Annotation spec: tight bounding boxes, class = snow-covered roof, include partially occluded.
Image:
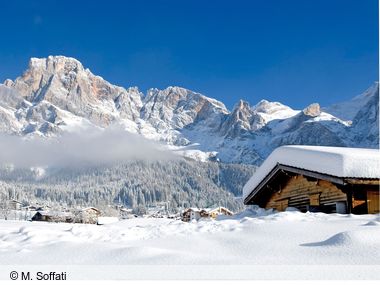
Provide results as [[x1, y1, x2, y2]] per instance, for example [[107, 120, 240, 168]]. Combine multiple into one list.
[[186, 208, 208, 212], [36, 211, 73, 217], [209, 207, 234, 214], [243, 145, 380, 200], [81, 207, 100, 212], [8, 199, 23, 204]]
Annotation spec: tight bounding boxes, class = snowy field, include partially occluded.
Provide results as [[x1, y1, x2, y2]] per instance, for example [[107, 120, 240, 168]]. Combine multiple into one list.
[[0, 209, 379, 279]]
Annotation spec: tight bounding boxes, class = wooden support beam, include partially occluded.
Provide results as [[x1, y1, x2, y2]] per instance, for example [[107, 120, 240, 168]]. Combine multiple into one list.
[[344, 178, 380, 185], [346, 188, 353, 214]]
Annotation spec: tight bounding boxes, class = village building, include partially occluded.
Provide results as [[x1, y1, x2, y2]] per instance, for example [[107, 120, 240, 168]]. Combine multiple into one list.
[[22, 205, 37, 211], [208, 207, 234, 219], [7, 199, 23, 210], [181, 208, 210, 222], [243, 146, 380, 214], [31, 211, 74, 223], [181, 207, 234, 222], [76, 207, 101, 224], [31, 207, 102, 224], [119, 207, 137, 219]]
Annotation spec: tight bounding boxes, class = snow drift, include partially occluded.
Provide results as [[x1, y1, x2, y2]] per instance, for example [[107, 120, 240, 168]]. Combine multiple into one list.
[[0, 210, 379, 267]]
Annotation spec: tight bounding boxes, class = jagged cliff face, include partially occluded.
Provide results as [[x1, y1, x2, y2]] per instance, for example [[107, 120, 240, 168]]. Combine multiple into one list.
[[141, 86, 228, 131], [4, 56, 143, 129], [0, 56, 378, 165], [350, 87, 380, 147]]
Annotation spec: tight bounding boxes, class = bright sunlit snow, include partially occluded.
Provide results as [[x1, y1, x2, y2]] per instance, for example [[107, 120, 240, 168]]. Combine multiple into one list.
[[0, 209, 379, 268]]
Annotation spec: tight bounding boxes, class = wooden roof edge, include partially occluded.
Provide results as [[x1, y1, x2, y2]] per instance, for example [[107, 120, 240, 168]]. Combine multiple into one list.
[[244, 163, 283, 205], [344, 178, 380, 185], [244, 163, 380, 205], [279, 165, 346, 185], [243, 164, 347, 205]]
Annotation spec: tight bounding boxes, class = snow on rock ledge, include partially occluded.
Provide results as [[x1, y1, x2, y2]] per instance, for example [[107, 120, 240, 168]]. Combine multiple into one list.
[[243, 145, 380, 200]]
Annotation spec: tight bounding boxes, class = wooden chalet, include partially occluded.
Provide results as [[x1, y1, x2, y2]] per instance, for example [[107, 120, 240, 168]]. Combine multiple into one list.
[[8, 199, 23, 210], [77, 207, 101, 224], [31, 211, 74, 223], [181, 208, 210, 222], [243, 146, 380, 214], [208, 207, 234, 219], [181, 207, 234, 221]]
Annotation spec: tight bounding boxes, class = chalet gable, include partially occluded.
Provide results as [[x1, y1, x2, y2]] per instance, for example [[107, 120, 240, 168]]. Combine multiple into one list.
[[243, 146, 380, 214]]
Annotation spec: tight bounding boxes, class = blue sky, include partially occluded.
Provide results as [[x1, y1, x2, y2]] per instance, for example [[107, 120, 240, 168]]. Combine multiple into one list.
[[0, 0, 378, 109]]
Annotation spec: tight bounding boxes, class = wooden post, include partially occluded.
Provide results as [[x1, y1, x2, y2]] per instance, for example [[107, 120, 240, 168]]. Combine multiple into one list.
[[346, 187, 353, 214]]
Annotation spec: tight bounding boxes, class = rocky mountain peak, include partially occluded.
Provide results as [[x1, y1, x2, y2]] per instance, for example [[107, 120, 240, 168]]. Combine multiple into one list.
[[3, 79, 14, 87], [322, 81, 379, 121], [230, 100, 252, 122], [253, 99, 291, 115], [302, 103, 321, 117], [362, 81, 379, 98], [141, 85, 228, 132], [2, 56, 147, 128], [233, 99, 250, 110], [0, 56, 377, 165], [29, 55, 85, 74]]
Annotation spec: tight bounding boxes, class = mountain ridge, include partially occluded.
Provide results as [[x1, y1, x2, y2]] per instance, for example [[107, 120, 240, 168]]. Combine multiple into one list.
[[0, 55, 378, 165]]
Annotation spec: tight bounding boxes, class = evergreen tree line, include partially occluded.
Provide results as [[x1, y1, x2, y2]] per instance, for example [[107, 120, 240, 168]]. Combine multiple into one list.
[[0, 159, 255, 214]]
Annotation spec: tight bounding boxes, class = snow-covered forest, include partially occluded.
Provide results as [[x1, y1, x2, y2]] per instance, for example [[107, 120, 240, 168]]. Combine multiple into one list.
[[0, 159, 255, 214]]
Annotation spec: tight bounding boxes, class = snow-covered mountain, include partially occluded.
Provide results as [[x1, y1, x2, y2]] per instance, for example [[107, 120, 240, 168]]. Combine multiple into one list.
[[0, 56, 378, 165], [323, 83, 379, 121]]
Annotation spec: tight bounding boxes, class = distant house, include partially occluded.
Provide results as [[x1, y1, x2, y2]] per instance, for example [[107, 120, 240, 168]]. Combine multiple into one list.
[[77, 207, 101, 224], [23, 205, 37, 211], [243, 146, 380, 214], [181, 208, 210, 222], [119, 207, 137, 219], [8, 199, 23, 210], [31, 211, 74, 223], [208, 207, 234, 219], [181, 207, 234, 222]]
